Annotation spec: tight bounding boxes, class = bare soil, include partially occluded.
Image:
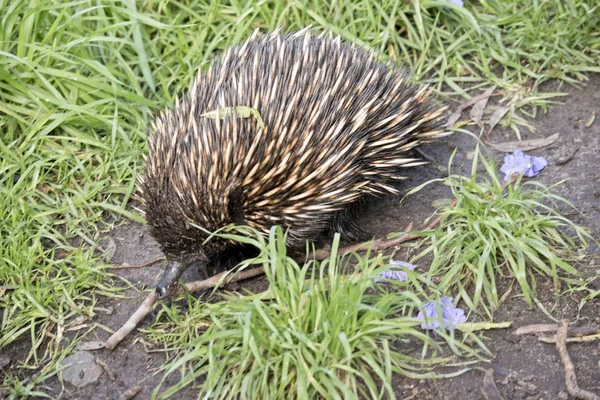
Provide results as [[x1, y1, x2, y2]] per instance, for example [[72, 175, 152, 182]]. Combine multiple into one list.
[[1, 75, 599, 400]]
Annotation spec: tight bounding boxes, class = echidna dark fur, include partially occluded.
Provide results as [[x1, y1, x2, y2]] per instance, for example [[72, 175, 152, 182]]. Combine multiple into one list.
[[138, 27, 449, 298]]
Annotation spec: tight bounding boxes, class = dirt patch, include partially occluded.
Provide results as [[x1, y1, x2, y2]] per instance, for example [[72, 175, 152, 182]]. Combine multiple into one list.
[[2, 76, 599, 399]]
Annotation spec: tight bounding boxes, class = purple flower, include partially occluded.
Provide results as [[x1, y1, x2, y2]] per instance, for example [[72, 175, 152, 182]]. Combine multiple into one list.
[[500, 150, 547, 181], [416, 297, 467, 330], [435, 0, 464, 7], [375, 260, 416, 283]]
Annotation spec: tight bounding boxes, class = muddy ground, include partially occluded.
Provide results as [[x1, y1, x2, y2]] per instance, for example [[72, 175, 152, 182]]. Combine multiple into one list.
[[1, 75, 599, 399]]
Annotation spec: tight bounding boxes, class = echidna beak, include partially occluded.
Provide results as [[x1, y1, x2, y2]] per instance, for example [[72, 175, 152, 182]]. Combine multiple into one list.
[[155, 285, 169, 300], [155, 260, 186, 299]]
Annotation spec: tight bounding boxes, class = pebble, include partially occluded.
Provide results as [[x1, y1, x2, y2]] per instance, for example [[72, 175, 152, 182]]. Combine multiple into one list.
[[60, 350, 103, 387]]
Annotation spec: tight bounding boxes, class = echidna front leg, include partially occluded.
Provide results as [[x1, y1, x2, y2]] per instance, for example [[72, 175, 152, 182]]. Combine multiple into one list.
[[209, 245, 260, 273], [330, 206, 373, 243]]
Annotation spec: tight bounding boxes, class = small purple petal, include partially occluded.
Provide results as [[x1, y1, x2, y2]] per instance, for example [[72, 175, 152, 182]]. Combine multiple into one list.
[[499, 150, 547, 181], [416, 297, 467, 330], [374, 260, 416, 283], [435, 0, 464, 7], [527, 156, 548, 177]]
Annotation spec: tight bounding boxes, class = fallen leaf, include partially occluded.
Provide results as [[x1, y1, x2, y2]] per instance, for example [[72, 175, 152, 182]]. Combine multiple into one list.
[[68, 316, 87, 326], [470, 90, 494, 125], [431, 198, 452, 208], [555, 146, 579, 165], [487, 132, 560, 153], [0, 355, 10, 371], [482, 369, 503, 400], [102, 237, 117, 261], [585, 112, 596, 128], [122, 385, 143, 400], [446, 86, 497, 128], [515, 324, 558, 335], [488, 106, 510, 132], [452, 119, 471, 129], [66, 324, 89, 332], [77, 341, 106, 350]]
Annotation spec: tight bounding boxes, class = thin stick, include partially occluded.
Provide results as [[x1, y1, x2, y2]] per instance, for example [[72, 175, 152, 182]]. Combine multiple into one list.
[[312, 222, 413, 260], [110, 257, 165, 269], [516, 323, 600, 337], [556, 319, 600, 400], [482, 368, 503, 400], [106, 290, 156, 350], [172, 266, 266, 297], [540, 333, 600, 344], [313, 198, 458, 260], [121, 385, 142, 400], [105, 266, 265, 350]]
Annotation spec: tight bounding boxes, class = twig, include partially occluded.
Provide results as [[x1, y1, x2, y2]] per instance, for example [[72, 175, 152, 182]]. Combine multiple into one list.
[[556, 319, 600, 400], [95, 358, 115, 380], [482, 368, 503, 400], [110, 257, 165, 269], [414, 147, 435, 162], [313, 198, 458, 260], [120, 385, 142, 400], [516, 323, 600, 337], [105, 266, 265, 350], [312, 222, 414, 260], [171, 266, 265, 297], [106, 290, 156, 350], [539, 333, 600, 344]]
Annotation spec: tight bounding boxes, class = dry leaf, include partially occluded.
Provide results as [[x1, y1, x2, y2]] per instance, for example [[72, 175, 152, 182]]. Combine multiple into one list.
[[77, 341, 107, 351], [487, 133, 560, 153], [482, 369, 503, 400], [488, 106, 510, 132], [0, 355, 10, 371], [470, 88, 495, 125], [585, 112, 596, 128], [66, 324, 89, 332], [103, 237, 117, 261], [446, 86, 497, 128]]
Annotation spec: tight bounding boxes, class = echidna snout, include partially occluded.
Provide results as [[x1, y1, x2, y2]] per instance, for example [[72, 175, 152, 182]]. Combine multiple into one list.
[[140, 28, 449, 297], [155, 260, 186, 299]]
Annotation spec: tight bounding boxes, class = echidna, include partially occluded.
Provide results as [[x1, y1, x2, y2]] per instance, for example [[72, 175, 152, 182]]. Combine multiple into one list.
[[139, 28, 448, 298]]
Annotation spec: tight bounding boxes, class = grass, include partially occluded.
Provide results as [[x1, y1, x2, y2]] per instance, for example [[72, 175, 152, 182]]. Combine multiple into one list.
[[0, 0, 598, 397], [146, 227, 481, 399], [411, 145, 592, 315], [1, 0, 156, 369]]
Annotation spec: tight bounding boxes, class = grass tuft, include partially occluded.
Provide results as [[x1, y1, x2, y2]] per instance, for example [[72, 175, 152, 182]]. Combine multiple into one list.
[[413, 145, 591, 315], [147, 227, 480, 399]]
